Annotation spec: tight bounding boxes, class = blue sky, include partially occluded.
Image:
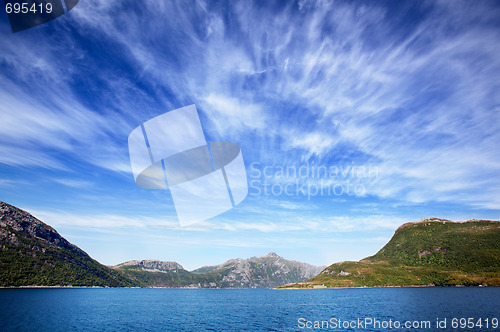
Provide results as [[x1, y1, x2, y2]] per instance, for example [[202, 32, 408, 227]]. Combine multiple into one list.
[[1, 0, 499, 270]]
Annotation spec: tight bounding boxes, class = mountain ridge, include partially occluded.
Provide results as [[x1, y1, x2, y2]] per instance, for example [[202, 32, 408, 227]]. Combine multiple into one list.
[[113, 252, 325, 288]]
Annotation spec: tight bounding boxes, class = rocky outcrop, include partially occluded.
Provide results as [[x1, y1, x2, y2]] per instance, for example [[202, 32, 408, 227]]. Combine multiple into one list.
[[0, 201, 83, 254]]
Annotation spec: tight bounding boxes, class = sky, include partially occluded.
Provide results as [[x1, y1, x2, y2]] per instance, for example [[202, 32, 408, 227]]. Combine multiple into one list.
[[0, 0, 499, 270]]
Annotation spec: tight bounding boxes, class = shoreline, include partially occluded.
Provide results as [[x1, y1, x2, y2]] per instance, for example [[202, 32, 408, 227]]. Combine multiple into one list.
[[0, 285, 495, 290]]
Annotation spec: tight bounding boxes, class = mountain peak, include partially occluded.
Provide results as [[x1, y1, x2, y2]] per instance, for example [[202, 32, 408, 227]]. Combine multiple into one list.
[[185, 253, 324, 288]]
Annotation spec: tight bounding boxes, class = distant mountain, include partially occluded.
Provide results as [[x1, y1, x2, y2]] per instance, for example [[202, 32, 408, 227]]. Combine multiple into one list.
[[279, 218, 500, 288], [0, 201, 135, 287], [114, 253, 325, 288], [111, 259, 209, 288], [192, 252, 325, 288], [116, 260, 184, 272]]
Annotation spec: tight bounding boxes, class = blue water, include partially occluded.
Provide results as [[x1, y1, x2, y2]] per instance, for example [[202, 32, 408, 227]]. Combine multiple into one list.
[[0, 287, 498, 331]]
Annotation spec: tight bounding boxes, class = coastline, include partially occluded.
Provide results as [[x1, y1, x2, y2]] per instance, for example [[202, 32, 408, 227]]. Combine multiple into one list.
[[0, 285, 495, 290]]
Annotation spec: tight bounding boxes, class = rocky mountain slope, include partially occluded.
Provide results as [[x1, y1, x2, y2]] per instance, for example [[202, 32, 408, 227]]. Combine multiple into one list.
[[114, 253, 325, 288], [0, 201, 135, 287], [192, 252, 324, 287], [279, 218, 500, 288]]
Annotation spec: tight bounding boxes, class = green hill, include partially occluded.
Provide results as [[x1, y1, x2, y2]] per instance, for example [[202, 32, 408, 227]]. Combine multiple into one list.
[[0, 201, 135, 287], [278, 218, 500, 288]]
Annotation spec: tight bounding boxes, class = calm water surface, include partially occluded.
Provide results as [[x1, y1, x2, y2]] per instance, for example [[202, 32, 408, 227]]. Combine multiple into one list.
[[0, 287, 498, 331]]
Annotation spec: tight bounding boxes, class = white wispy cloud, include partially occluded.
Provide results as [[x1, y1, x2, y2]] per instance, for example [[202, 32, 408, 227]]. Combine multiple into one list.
[[201, 93, 267, 135], [52, 178, 95, 189], [287, 132, 339, 160], [31, 210, 179, 229], [2, 0, 499, 224], [30, 205, 403, 235]]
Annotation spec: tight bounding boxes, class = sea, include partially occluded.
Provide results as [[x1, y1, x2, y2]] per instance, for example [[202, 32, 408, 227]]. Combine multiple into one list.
[[0, 287, 498, 331]]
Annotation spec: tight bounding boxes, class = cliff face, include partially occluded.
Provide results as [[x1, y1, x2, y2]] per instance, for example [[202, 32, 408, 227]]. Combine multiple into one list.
[[0, 201, 135, 287], [280, 218, 500, 288]]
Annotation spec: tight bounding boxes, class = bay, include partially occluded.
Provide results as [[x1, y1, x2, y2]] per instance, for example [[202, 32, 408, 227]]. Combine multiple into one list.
[[0, 287, 498, 331]]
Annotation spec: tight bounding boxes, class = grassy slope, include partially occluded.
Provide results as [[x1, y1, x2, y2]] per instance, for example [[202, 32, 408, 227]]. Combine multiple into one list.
[[279, 219, 500, 288]]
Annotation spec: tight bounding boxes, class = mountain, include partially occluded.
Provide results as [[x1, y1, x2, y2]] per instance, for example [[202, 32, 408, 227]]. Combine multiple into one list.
[[116, 260, 184, 272], [192, 252, 325, 288], [111, 261, 190, 288], [111, 259, 213, 287], [279, 218, 500, 288], [0, 201, 135, 287], [113, 253, 325, 288]]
